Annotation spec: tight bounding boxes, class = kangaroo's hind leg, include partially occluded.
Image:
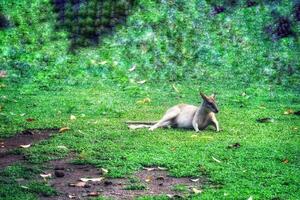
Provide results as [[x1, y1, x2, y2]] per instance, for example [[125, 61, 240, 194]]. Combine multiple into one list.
[[149, 107, 180, 131]]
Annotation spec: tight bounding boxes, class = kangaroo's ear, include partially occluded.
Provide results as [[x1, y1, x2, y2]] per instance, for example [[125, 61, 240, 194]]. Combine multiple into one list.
[[200, 92, 208, 100]]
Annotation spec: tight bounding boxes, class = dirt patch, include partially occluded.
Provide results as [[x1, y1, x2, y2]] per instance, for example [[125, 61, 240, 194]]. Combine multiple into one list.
[[0, 128, 58, 168], [41, 158, 207, 200]]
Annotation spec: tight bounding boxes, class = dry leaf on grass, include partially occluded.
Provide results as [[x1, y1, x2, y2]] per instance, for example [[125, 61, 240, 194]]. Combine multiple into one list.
[[99, 61, 107, 65], [256, 117, 274, 123], [145, 175, 153, 182], [136, 98, 151, 104], [212, 156, 221, 163], [59, 127, 70, 133], [227, 142, 241, 149], [282, 159, 289, 164], [0, 70, 7, 78], [40, 173, 52, 181], [57, 145, 68, 150], [88, 192, 100, 197], [68, 194, 76, 199], [26, 118, 35, 122], [129, 64, 136, 72], [172, 84, 180, 93], [80, 177, 104, 182], [137, 80, 146, 84], [20, 144, 31, 148], [70, 115, 76, 120], [143, 167, 155, 171], [100, 168, 108, 174], [69, 181, 86, 187], [192, 188, 202, 194], [158, 166, 167, 170], [20, 185, 29, 189], [283, 109, 294, 115]]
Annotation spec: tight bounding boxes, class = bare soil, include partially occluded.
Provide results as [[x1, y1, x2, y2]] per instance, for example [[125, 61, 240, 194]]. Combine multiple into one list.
[[0, 129, 208, 199], [41, 158, 207, 200], [0, 128, 58, 168]]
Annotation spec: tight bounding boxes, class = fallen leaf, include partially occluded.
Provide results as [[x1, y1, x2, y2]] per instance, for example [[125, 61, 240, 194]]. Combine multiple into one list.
[[283, 109, 294, 115], [172, 84, 180, 93], [90, 59, 97, 65], [256, 118, 274, 123], [80, 177, 104, 182], [99, 61, 107, 65], [136, 98, 151, 104], [190, 178, 200, 182], [57, 145, 68, 150], [247, 196, 253, 200], [143, 167, 155, 171], [192, 188, 202, 194], [70, 115, 76, 120], [137, 80, 146, 84], [88, 192, 100, 197], [20, 144, 31, 148], [0, 70, 7, 78], [145, 175, 152, 182], [40, 173, 52, 180], [100, 168, 108, 174], [20, 185, 29, 189], [212, 156, 221, 163], [282, 159, 289, 164], [129, 64, 136, 72], [158, 166, 167, 171], [69, 181, 86, 187], [227, 142, 241, 149], [59, 127, 70, 133], [26, 118, 35, 122], [68, 194, 76, 199]]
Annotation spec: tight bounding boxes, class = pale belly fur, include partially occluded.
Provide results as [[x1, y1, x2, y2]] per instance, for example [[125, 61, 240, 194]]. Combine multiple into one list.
[[173, 105, 198, 128]]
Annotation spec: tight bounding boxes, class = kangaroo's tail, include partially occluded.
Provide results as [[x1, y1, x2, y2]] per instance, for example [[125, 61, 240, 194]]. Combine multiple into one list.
[[125, 121, 158, 125]]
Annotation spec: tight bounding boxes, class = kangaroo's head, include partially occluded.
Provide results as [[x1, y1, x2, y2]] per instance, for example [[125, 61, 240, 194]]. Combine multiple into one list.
[[200, 92, 219, 113]]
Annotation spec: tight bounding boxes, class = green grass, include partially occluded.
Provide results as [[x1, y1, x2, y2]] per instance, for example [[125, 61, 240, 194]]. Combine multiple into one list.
[[172, 184, 189, 193], [0, 83, 299, 199], [0, 0, 300, 199]]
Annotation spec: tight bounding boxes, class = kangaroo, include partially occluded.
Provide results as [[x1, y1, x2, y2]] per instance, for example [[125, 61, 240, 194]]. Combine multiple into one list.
[[148, 92, 219, 132]]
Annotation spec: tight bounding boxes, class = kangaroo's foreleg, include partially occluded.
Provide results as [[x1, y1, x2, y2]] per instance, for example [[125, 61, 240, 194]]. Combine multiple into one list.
[[149, 107, 180, 131], [211, 116, 219, 132]]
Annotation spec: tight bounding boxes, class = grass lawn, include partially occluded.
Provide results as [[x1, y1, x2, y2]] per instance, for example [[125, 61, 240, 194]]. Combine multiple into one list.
[[0, 0, 300, 199], [0, 82, 299, 199]]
